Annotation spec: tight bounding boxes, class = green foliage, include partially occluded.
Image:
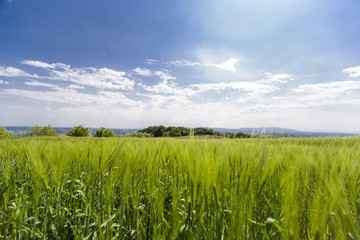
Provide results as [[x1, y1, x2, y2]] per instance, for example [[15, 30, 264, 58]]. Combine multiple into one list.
[[64, 125, 91, 137], [126, 132, 153, 138], [0, 126, 12, 138], [139, 125, 187, 137], [95, 127, 115, 137], [235, 132, 251, 138], [1, 137, 360, 239], [26, 125, 59, 137], [139, 125, 225, 137], [225, 132, 236, 138]]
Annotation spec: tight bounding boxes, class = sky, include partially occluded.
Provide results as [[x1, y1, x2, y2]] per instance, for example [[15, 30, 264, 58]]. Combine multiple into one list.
[[1, 0, 360, 132]]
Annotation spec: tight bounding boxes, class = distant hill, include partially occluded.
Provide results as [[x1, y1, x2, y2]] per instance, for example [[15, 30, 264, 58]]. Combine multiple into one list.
[[213, 127, 359, 137], [3, 126, 359, 138]]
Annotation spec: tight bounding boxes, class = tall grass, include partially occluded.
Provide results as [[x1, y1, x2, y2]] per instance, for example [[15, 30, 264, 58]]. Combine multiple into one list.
[[1, 137, 360, 239]]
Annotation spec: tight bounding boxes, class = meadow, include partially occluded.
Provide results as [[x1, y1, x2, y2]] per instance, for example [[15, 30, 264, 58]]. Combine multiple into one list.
[[1, 137, 360, 239]]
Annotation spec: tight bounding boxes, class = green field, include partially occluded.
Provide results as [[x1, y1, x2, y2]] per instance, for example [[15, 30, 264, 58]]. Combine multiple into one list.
[[1, 137, 360, 239]]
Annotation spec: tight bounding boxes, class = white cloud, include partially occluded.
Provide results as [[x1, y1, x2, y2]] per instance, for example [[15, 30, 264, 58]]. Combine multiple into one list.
[[0, 66, 37, 78], [170, 60, 201, 67], [191, 81, 278, 94], [134, 67, 153, 76], [24, 80, 60, 89], [139, 93, 192, 110], [168, 57, 240, 72], [343, 65, 360, 78], [21, 60, 135, 90], [0, 80, 9, 85], [206, 57, 239, 72], [145, 59, 160, 65], [140, 79, 196, 96], [259, 73, 294, 84], [22, 60, 56, 69], [154, 70, 176, 81], [294, 80, 360, 95]]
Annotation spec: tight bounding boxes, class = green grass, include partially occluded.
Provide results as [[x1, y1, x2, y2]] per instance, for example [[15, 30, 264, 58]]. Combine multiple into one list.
[[1, 137, 360, 239]]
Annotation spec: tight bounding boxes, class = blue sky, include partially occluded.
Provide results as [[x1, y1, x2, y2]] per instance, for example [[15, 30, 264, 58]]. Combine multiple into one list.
[[1, 0, 360, 131]]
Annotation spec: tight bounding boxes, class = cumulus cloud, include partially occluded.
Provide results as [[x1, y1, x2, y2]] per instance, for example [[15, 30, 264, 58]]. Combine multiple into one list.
[[0, 66, 37, 78], [22, 60, 135, 90], [134, 67, 153, 76], [343, 65, 360, 78], [140, 79, 196, 96], [154, 70, 176, 81]]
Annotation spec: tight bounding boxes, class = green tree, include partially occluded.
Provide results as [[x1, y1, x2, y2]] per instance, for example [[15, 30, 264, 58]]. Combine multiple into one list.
[[178, 127, 190, 136], [64, 125, 91, 137], [139, 125, 167, 137], [27, 125, 59, 136], [166, 126, 181, 137], [235, 132, 251, 138], [0, 126, 13, 138], [95, 127, 115, 137], [225, 132, 236, 139]]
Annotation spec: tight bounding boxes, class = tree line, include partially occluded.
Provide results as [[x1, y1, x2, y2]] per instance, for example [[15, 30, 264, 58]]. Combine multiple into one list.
[[0, 125, 253, 138], [137, 125, 252, 138], [0, 125, 115, 138]]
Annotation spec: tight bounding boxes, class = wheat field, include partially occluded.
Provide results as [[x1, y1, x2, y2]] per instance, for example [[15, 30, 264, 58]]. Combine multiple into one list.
[[1, 137, 360, 239]]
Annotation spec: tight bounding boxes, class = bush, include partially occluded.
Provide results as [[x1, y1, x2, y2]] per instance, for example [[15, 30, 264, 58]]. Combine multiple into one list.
[[0, 126, 13, 138], [95, 127, 115, 137], [27, 125, 59, 137], [64, 125, 91, 137]]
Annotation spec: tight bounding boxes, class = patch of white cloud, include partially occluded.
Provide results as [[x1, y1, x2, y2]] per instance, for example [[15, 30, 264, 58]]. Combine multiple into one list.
[[343, 65, 360, 78], [140, 79, 196, 96], [154, 70, 176, 81], [134, 67, 153, 76], [0, 66, 38, 78], [22, 60, 57, 69], [24, 80, 60, 90], [22, 60, 135, 90], [206, 57, 239, 72], [145, 59, 160, 65], [0, 80, 9, 85], [293, 80, 360, 102], [191, 81, 278, 99], [168, 57, 240, 72], [259, 73, 295, 84]]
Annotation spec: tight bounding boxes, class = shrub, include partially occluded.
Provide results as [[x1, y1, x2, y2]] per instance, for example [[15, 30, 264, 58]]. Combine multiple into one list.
[[27, 125, 59, 137], [95, 127, 115, 137], [0, 126, 13, 138], [64, 125, 91, 137]]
